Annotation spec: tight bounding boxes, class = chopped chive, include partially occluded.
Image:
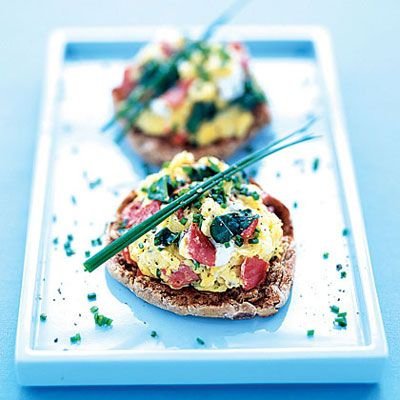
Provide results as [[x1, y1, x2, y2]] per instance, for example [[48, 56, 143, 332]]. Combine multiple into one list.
[[93, 312, 113, 327], [67, 234, 74, 241], [85, 250, 91, 258], [87, 292, 97, 301], [138, 242, 144, 249], [323, 252, 329, 259], [150, 330, 158, 338], [70, 333, 81, 344], [224, 242, 231, 248], [337, 312, 347, 318], [234, 235, 244, 247], [340, 271, 347, 279], [293, 201, 298, 209], [334, 317, 347, 328], [307, 329, 315, 337], [89, 178, 102, 189], [312, 157, 320, 171], [90, 306, 99, 314], [180, 217, 188, 225], [53, 237, 59, 245], [196, 337, 205, 345], [248, 238, 259, 244], [71, 195, 77, 205], [40, 313, 47, 322], [342, 228, 350, 236], [330, 305, 340, 314], [251, 192, 260, 200]]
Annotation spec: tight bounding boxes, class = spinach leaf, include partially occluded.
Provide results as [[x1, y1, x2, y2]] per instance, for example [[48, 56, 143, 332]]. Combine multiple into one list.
[[231, 78, 266, 111], [210, 209, 258, 244], [138, 60, 179, 97], [147, 176, 177, 203], [186, 102, 217, 134], [182, 165, 219, 182], [154, 228, 180, 248]]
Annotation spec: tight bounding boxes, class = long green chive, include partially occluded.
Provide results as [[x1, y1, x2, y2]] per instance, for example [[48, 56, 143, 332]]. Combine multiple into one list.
[[84, 122, 318, 273]]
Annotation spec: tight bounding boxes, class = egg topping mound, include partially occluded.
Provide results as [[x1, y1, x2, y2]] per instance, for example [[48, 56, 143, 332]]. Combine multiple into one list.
[[116, 152, 283, 293], [113, 36, 268, 147]]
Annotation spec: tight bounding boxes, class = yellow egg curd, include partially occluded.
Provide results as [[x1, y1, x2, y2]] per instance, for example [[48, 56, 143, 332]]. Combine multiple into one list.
[[124, 152, 283, 292], [113, 37, 267, 147]]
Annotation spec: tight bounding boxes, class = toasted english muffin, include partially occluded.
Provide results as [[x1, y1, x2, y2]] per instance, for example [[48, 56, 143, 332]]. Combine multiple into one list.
[[107, 189, 294, 319]]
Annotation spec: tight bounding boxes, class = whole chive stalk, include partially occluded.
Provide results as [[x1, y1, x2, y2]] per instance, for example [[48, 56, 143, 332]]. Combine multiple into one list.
[[83, 122, 318, 273]]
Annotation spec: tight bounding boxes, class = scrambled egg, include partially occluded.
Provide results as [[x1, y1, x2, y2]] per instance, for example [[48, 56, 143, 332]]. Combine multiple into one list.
[[116, 36, 266, 146], [128, 152, 283, 292]]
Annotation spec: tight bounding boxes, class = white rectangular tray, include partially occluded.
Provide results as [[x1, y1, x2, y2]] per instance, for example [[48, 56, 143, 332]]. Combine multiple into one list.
[[15, 26, 387, 385]]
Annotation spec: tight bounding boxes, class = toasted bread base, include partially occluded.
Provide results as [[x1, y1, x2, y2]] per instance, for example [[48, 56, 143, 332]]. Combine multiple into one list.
[[107, 191, 295, 319], [117, 103, 271, 165]]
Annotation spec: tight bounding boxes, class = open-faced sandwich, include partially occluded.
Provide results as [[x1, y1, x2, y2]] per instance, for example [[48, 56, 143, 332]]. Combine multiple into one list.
[[112, 36, 271, 164], [107, 151, 294, 319]]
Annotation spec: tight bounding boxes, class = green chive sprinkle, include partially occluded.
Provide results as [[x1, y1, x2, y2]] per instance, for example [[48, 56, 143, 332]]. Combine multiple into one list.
[[224, 242, 231, 248], [307, 329, 315, 337], [85, 250, 91, 258], [138, 242, 144, 249], [40, 313, 47, 322], [196, 337, 205, 345], [341, 271, 347, 279], [87, 292, 97, 301], [330, 305, 340, 314], [70, 333, 81, 344], [90, 306, 99, 314], [248, 238, 259, 244], [323, 252, 329, 259], [312, 157, 320, 171], [334, 317, 347, 328], [150, 330, 158, 338], [342, 228, 350, 236], [251, 192, 260, 200], [180, 217, 188, 225], [93, 312, 113, 327]]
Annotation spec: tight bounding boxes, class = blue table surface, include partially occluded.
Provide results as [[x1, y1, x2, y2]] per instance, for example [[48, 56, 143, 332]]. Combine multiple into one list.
[[1, 0, 399, 399]]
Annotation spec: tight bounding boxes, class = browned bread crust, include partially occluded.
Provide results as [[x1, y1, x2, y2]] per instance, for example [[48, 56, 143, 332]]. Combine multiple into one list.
[[107, 191, 294, 319], [115, 102, 271, 165]]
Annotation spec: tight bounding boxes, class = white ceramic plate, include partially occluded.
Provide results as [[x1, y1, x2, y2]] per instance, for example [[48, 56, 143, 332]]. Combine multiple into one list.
[[15, 26, 387, 385]]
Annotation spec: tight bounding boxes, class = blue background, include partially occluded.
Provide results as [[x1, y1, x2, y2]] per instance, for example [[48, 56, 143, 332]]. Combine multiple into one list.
[[0, 0, 399, 398]]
